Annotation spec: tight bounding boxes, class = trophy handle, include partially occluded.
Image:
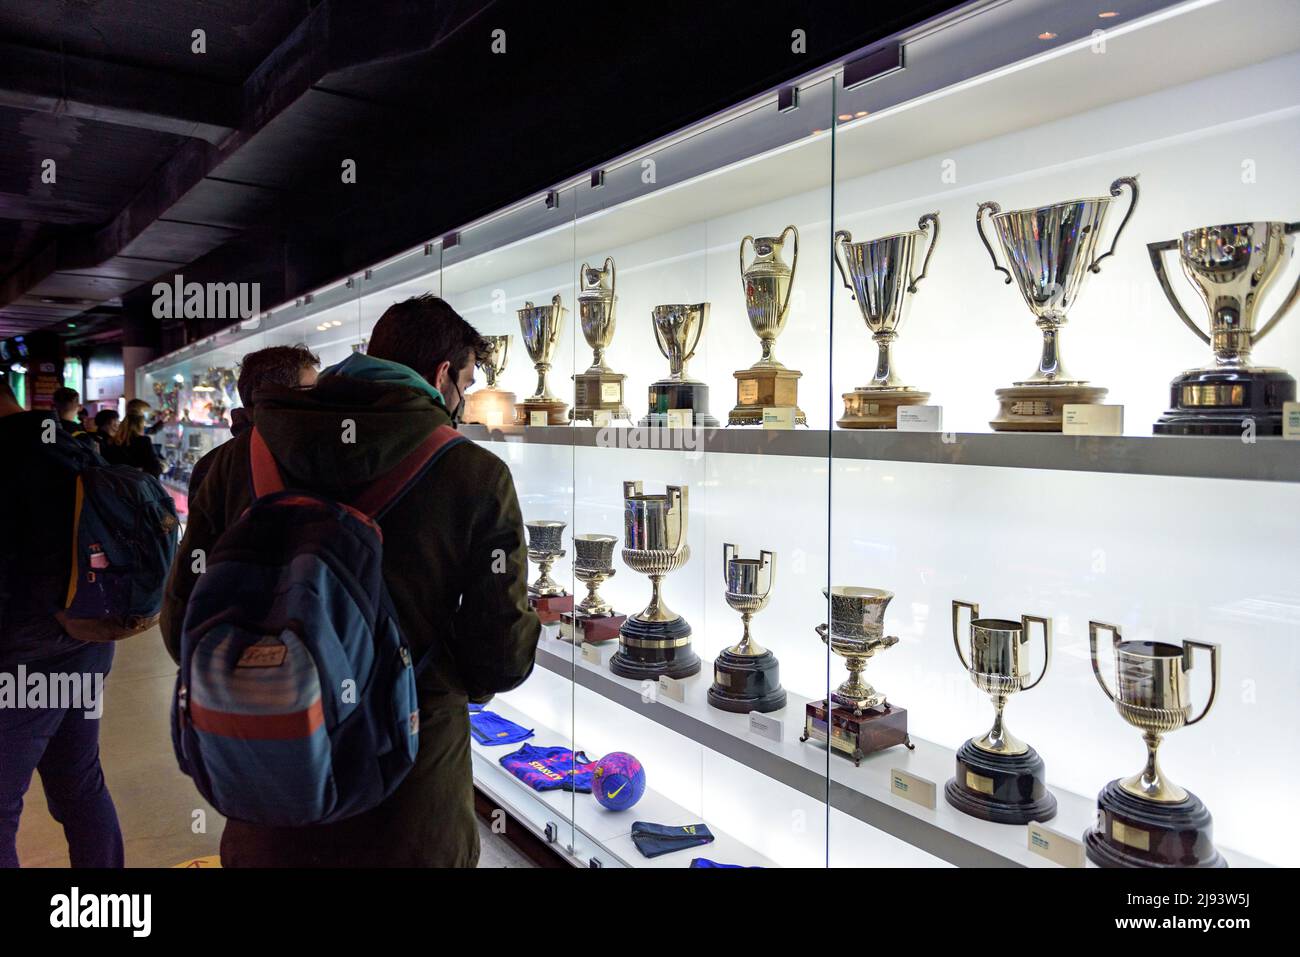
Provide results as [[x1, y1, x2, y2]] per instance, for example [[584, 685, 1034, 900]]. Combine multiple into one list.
[[1183, 639, 1220, 727], [1020, 613, 1052, 692], [547, 293, 564, 346], [758, 549, 775, 602], [622, 479, 642, 501], [815, 623, 829, 646], [722, 542, 736, 588], [976, 202, 1013, 285], [739, 235, 755, 282], [666, 485, 688, 558], [1251, 221, 1300, 345], [604, 256, 616, 298], [907, 212, 940, 294], [682, 304, 706, 364], [780, 224, 799, 321], [1147, 239, 1211, 347], [950, 600, 977, 672], [1088, 620, 1121, 703], [833, 229, 856, 296], [1088, 175, 1139, 274]]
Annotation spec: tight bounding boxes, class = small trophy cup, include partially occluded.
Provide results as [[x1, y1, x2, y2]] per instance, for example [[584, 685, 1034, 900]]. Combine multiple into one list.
[[707, 545, 787, 714], [516, 295, 569, 425], [640, 303, 720, 427], [799, 587, 912, 765], [525, 520, 572, 624], [977, 175, 1139, 431], [559, 533, 626, 644], [610, 482, 700, 680], [834, 213, 939, 428], [1149, 221, 1299, 435], [945, 600, 1056, 824], [1084, 622, 1224, 868], [729, 227, 804, 426], [572, 258, 631, 424], [462, 335, 516, 427]]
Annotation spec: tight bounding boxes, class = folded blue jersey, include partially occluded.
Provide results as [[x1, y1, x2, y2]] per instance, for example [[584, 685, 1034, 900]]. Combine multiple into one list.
[[630, 821, 715, 858], [469, 709, 534, 746], [500, 745, 597, 792], [690, 858, 762, 868]]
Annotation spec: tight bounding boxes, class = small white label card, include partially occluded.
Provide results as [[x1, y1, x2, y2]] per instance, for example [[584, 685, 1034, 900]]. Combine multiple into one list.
[[1027, 820, 1086, 868], [1283, 401, 1300, 439], [590, 409, 612, 428], [896, 405, 944, 432], [657, 674, 685, 703], [1062, 403, 1123, 436], [540, 620, 562, 640], [665, 409, 694, 429], [748, 711, 783, 742], [581, 641, 602, 665], [762, 407, 796, 430], [889, 769, 937, 809], [529, 410, 549, 427]]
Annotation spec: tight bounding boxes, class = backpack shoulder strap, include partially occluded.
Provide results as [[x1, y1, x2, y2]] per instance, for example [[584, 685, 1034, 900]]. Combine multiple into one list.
[[352, 425, 466, 519], [249, 427, 286, 498]]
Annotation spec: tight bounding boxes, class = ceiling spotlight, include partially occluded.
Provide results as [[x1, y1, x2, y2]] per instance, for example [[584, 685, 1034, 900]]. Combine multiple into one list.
[[1098, 11, 1119, 18], [855, 110, 869, 117], [837, 113, 853, 121], [1038, 31, 1057, 40]]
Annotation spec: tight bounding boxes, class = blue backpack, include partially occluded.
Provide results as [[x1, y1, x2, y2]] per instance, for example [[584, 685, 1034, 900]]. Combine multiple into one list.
[[172, 424, 465, 827]]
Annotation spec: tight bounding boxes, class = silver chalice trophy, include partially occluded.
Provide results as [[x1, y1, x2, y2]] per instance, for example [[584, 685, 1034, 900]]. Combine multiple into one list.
[[462, 334, 516, 427], [525, 520, 572, 623], [516, 295, 569, 425], [560, 533, 626, 644], [641, 303, 719, 427], [977, 175, 1139, 431], [707, 545, 786, 713], [729, 227, 804, 426], [573, 258, 630, 423]]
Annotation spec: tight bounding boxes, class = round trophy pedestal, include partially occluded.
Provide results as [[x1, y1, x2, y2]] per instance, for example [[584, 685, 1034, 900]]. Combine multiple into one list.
[[990, 383, 1107, 432], [610, 613, 700, 680], [944, 738, 1057, 825], [837, 388, 930, 429], [1084, 779, 1225, 868], [707, 648, 787, 713], [516, 397, 570, 426], [1154, 367, 1295, 436], [640, 380, 720, 428]]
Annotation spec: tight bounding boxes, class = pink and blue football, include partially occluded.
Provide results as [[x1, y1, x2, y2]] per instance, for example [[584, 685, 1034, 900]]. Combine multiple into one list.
[[592, 752, 646, 811]]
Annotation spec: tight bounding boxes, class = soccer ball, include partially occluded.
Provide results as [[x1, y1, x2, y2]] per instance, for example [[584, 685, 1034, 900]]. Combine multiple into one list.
[[592, 752, 646, 811]]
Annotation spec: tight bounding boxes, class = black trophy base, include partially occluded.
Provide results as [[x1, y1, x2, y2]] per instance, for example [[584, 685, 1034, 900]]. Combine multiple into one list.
[[1084, 779, 1226, 869], [640, 379, 720, 428], [707, 648, 787, 713], [609, 613, 700, 680], [1153, 368, 1295, 436], [944, 739, 1058, 825]]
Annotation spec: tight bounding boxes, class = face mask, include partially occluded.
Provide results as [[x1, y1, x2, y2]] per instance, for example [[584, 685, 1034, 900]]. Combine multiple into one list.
[[445, 379, 465, 427]]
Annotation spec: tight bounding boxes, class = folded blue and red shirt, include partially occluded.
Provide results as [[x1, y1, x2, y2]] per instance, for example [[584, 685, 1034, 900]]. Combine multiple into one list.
[[499, 745, 597, 792]]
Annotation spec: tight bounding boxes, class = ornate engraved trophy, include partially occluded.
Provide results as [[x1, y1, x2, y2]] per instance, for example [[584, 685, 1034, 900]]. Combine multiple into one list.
[[640, 303, 720, 427], [977, 175, 1139, 431], [572, 258, 630, 423], [525, 520, 572, 624], [729, 227, 804, 426], [515, 295, 569, 425], [1084, 622, 1224, 868], [1148, 221, 1299, 435], [560, 533, 626, 644], [707, 545, 786, 714], [799, 587, 912, 765], [462, 335, 516, 427], [834, 213, 939, 428], [610, 482, 700, 680], [946, 600, 1056, 824]]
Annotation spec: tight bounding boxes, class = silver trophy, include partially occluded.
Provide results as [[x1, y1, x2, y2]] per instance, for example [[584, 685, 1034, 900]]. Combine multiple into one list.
[[641, 303, 720, 427], [516, 294, 568, 425], [709, 544, 785, 713], [573, 258, 629, 422], [573, 533, 617, 617], [463, 334, 515, 426], [524, 520, 567, 597]]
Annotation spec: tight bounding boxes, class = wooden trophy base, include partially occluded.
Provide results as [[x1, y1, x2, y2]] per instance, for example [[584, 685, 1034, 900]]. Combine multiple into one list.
[[837, 388, 930, 429], [990, 383, 1107, 432], [800, 700, 912, 766], [529, 593, 573, 625], [610, 612, 700, 680], [1154, 367, 1295, 436], [728, 366, 805, 427], [559, 611, 626, 644], [462, 388, 517, 428], [516, 397, 570, 426], [1084, 779, 1225, 868], [572, 371, 630, 424], [944, 738, 1058, 825], [707, 648, 787, 713]]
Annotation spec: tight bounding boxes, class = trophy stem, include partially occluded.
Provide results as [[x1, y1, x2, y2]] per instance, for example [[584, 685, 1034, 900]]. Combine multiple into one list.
[[871, 332, 901, 388], [976, 693, 1027, 755], [531, 554, 563, 596], [1123, 730, 1187, 804], [639, 573, 678, 623], [533, 364, 551, 400], [756, 339, 783, 367], [1030, 318, 1076, 383]]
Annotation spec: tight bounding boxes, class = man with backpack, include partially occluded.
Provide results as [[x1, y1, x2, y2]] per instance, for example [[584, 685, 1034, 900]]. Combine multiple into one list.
[[161, 295, 540, 867]]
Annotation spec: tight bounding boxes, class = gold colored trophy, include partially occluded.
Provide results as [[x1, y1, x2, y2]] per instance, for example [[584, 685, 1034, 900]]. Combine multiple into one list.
[[462, 335, 516, 427], [572, 258, 630, 423], [516, 295, 569, 425], [729, 227, 804, 426], [559, 533, 626, 644]]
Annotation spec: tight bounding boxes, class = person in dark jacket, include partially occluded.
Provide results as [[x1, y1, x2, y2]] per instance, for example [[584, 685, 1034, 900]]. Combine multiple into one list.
[[102, 412, 162, 477], [0, 378, 124, 868], [52, 387, 80, 435], [91, 409, 119, 453], [161, 295, 540, 867], [187, 344, 319, 497]]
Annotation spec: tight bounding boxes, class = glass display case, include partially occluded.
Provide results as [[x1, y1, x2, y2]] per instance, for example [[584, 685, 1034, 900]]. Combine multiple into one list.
[[138, 0, 1300, 867]]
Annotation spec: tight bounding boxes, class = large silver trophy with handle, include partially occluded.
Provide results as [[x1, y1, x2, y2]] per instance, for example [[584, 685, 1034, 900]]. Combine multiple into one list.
[[641, 303, 719, 427], [707, 545, 786, 714], [572, 258, 630, 423], [516, 294, 569, 425]]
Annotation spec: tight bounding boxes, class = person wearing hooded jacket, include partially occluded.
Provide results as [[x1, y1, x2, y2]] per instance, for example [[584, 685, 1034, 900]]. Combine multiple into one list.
[[160, 295, 540, 867]]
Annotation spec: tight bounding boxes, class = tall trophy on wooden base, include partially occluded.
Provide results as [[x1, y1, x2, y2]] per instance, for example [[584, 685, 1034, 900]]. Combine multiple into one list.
[[641, 304, 720, 427], [708, 545, 786, 714], [463, 335, 515, 427], [977, 175, 1138, 431], [729, 227, 804, 426], [516, 295, 569, 425], [800, 587, 912, 766], [572, 258, 631, 424], [560, 533, 626, 644], [833, 213, 939, 428], [1084, 622, 1224, 868], [610, 482, 700, 680], [946, 600, 1056, 824], [1149, 221, 1299, 435], [525, 520, 572, 624]]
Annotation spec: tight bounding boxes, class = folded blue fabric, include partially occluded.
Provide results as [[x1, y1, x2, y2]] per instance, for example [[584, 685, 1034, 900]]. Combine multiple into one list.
[[469, 709, 534, 745], [630, 821, 715, 858], [690, 858, 762, 868]]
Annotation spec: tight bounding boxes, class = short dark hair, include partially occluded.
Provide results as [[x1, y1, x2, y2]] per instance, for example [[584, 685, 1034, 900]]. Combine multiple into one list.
[[53, 387, 79, 415], [367, 295, 488, 382], [237, 344, 320, 409], [94, 409, 120, 429]]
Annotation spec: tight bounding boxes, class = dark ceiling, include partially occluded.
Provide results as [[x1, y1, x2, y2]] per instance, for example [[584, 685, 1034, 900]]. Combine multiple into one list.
[[0, 0, 964, 350]]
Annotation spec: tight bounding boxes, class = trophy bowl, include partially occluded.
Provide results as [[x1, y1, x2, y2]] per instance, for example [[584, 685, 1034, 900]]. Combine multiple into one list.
[[740, 226, 798, 368], [516, 294, 569, 424], [578, 258, 617, 370], [650, 303, 708, 381], [816, 586, 899, 713], [573, 533, 617, 618], [524, 520, 567, 598], [480, 335, 510, 386]]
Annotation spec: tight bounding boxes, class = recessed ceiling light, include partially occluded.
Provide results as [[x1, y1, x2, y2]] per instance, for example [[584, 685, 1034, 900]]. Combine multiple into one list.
[[1038, 31, 1057, 40], [1098, 11, 1119, 18], [837, 113, 853, 121], [855, 110, 869, 117]]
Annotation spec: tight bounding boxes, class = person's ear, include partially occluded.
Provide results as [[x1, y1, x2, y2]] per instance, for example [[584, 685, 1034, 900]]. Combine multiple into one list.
[[433, 359, 452, 391]]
